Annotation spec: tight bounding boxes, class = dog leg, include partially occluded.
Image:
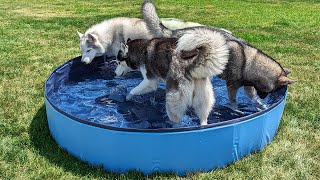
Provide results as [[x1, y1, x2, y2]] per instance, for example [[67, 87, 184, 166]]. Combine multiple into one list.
[[226, 81, 243, 113], [127, 79, 158, 100], [244, 86, 267, 111], [166, 91, 189, 123], [165, 81, 193, 124], [192, 78, 214, 126], [126, 65, 159, 100]]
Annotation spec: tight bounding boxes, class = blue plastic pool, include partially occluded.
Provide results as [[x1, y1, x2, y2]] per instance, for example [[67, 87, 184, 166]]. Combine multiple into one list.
[[45, 55, 287, 175]]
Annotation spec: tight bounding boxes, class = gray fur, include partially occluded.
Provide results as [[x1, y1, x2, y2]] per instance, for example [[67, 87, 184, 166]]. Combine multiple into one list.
[[116, 30, 229, 125], [142, 0, 296, 110], [77, 16, 210, 64]]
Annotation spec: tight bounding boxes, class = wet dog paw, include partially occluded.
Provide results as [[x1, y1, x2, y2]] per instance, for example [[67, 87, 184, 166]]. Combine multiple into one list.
[[252, 97, 268, 111], [255, 103, 268, 111], [126, 93, 134, 101], [225, 103, 245, 114]]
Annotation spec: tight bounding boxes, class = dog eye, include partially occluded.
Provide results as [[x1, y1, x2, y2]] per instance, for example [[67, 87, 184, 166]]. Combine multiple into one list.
[[86, 49, 91, 52]]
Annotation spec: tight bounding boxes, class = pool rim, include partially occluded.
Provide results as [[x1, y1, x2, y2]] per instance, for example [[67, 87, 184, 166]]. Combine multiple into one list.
[[45, 56, 287, 133]]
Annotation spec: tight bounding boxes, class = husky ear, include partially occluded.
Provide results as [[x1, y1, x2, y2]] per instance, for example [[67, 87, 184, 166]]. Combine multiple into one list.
[[77, 31, 84, 38], [120, 42, 126, 50], [278, 76, 296, 86], [87, 33, 97, 43], [283, 68, 292, 76], [180, 49, 200, 60], [126, 38, 132, 43]]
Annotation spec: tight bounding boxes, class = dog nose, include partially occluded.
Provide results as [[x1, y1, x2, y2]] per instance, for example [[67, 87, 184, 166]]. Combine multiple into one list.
[[82, 57, 91, 64]]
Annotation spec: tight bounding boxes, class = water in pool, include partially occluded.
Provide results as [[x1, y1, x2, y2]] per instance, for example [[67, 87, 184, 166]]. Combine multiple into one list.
[[46, 57, 284, 129]]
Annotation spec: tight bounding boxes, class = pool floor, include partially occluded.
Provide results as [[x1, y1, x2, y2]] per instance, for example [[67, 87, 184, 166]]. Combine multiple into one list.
[[47, 67, 282, 129]]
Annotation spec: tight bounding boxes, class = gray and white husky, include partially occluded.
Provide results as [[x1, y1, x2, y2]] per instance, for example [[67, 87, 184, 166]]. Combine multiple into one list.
[[142, 0, 296, 111], [115, 28, 229, 125], [77, 17, 208, 64], [77, 17, 153, 64]]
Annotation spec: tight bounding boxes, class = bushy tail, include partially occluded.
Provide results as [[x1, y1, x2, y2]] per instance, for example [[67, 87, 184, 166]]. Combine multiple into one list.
[[142, 0, 172, 37], [177, 28, 229, 77]]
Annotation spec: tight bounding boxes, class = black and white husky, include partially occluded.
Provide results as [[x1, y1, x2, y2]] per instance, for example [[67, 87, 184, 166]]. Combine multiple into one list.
[[142, 0, 296, 111], [115, 28, 229, 125]]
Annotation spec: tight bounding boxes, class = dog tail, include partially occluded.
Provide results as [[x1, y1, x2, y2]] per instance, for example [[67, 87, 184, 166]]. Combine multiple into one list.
[[176, 28, 229, 78], [142, 0, 172, 37]]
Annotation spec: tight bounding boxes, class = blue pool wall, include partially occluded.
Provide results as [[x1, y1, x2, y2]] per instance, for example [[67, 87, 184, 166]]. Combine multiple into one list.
[[45, 56, 287, 175]]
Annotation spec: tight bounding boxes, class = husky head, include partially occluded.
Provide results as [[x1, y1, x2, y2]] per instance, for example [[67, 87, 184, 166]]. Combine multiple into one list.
[[115, 39, 133, 77], [77, 31, 105, 64], [255, 68, 296, 99]]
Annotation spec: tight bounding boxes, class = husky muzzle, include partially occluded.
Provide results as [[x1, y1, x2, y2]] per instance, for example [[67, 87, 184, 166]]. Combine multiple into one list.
[[81, 49, 98, 64], [115, 61, 132, 77], [81, 57, 93, 64]]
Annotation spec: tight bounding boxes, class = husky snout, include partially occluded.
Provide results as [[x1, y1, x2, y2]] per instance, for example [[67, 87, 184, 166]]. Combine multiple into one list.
[[115, 61, 132, 77], [114, 42, 132, 76], [80, 48, 98, 64], [81, 57, 92, 64]]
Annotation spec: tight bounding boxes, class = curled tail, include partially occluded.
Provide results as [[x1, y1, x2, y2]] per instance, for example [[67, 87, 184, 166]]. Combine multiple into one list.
[[177, 28, 229, 78], [142, 0, 172, 37]]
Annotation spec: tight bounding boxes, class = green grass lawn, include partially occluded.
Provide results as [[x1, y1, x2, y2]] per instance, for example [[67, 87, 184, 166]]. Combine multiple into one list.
[[0, 0, 319, 179]]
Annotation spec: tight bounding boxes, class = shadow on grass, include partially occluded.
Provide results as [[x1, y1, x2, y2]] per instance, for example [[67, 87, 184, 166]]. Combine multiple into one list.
[[29, 105, 177, 179]]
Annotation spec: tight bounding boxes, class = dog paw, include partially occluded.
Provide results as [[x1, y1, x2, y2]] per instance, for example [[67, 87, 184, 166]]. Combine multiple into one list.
[[261, 104, 268, 109], [252, 98, 268, 111], [168, 121, 181, 128], [233, 108, 245, 115], [225, 103, 244, 114], [255, 103, 268, 111], [126, 94, 134, 101], [200, 121, 208, 126]]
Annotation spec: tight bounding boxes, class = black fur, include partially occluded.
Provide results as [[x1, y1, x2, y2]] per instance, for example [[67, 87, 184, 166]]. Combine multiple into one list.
[[123, 38, 177, 80]]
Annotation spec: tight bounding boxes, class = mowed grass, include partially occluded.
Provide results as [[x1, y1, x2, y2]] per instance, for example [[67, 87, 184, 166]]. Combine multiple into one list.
[[0, 0, 319, 179]]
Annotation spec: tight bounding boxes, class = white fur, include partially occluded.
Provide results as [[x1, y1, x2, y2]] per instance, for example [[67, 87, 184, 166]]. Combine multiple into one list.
[[126, 66, 158, 100], [115, 53, 216, 125], [115, 61, 132, 77], [142, 1, 170, 37], [77, 31, 83, 38], [192, 78, 214, 125], [81, 49, 98, 64], [165, 77, 214, 126], [176, 28, 229, 78], [166, 79, 194, 123], [116, 58, 212, 125], [82, 57, 91, 64], [115, 42, 132, 76], [78, 17, 206, 64], [244, 86, 268, 111], [78, 17, 153, 64], [142, 1, 232, 38], [160, 18, 203, 30]]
